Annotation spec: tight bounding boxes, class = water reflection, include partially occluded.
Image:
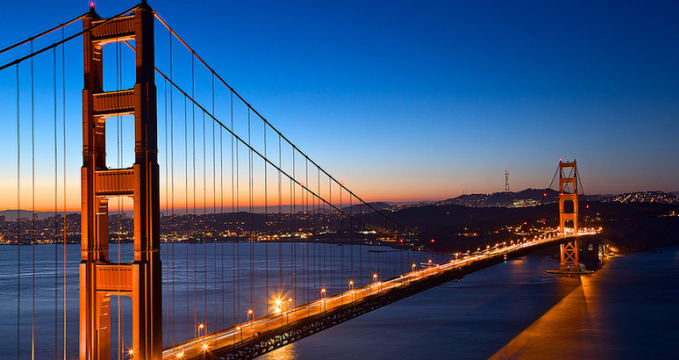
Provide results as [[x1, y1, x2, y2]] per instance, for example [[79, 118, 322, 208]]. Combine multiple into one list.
[[491, 248, 679, 359], [255, 247, 679, 359], [263, 342, 297, 360]]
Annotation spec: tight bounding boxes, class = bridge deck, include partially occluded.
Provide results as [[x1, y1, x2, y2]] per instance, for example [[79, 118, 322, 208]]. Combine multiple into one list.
[[163, 231, 597, 360]]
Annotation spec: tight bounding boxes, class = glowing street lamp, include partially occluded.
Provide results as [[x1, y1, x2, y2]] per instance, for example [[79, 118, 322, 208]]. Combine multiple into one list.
[[247, 308, 254, 323], [286, 298, 293, 322], [198, 323, 205, 337], [273, 297, 283, 315], [412, 263, 416, 272], [127, 349, 134, 358], [176, 350, 184, 359], [247, 308, 255, 334]]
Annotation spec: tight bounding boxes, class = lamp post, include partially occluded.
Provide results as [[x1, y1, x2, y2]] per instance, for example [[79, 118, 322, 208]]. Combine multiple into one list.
[[320, 288, 326, 311], [247, 308, 254, 335], [287, 298, 293, 323], [349, 280, 355, 301]]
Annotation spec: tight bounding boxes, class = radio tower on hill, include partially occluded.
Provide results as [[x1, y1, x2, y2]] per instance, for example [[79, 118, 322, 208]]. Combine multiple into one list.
[[504, 168, 510, 192]]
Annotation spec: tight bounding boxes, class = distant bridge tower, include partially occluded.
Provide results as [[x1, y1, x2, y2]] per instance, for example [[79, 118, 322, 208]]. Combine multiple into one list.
[[80, 3, 161, 360], [558, 160, 579, 270]]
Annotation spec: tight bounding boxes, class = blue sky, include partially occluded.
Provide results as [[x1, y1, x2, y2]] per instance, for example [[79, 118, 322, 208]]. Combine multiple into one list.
[[0, 0, 677, 204]]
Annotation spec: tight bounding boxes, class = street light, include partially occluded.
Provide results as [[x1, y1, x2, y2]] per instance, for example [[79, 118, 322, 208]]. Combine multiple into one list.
[[127, 349, 134, 358], [349, 280, 355, 301], [273, 297, 282, 314], [176, 350, 184, 359], [198, 323, 205, 337], [320, 288, 327, 311], [286, 298, 293, 323], [247, 308, 254, 323]]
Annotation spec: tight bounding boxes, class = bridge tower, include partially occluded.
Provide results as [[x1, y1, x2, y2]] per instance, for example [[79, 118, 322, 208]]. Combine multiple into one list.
[[80, 3, 161, 360], [558, 160, 579, 270]]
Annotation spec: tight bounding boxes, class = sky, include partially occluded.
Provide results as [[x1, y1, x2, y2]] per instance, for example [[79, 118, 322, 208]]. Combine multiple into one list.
[[0, 0, 677, 209]]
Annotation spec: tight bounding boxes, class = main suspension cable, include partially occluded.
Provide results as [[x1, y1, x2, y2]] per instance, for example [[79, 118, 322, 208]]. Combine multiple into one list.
[[0, 5, 138, 72], [152, 11, 407, 233]]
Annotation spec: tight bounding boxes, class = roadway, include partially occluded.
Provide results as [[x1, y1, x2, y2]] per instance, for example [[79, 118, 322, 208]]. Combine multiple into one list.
[[162, 229, 599, 359]]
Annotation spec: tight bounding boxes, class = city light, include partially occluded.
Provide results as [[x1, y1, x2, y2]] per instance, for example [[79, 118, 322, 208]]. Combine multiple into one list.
[[176, 351, 184, 359], [201, 342, 209, 351]]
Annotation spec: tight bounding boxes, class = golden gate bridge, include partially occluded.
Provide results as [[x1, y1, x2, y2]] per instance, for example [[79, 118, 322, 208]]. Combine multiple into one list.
[[0, 2, 599, 359]]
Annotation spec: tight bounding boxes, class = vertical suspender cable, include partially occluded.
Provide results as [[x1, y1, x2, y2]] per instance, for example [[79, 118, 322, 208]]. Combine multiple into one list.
[[61, 28, 67, 360], [248, 108, 254, 319], [169, 31, 176, 346], [291, 151, 295, 307], [353, 196, 357, 286], [220, 113, 225, 331], [211, 75, 217, 334], [184, 96, 190, 337], [264, 122, 268, 310], [31, 40, 36, 360], [329, 177, 333, 292], [16, 63, 21, 360], [202, 110, 207, 329], [191, 56, 197, 337], [339, 186, 344, 291], [163, 75, 169, 346], [230, 91, 237, 326], [235, 96, 240, 324], [321, 174, 324, 289], [278, 136, 282, 295], [219, 94, 224, 331], [305, 159, 309, 306], [53, 46, 58, 359]]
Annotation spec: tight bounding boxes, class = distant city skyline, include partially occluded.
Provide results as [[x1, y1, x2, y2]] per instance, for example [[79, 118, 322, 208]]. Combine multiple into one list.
[[0, 0, 677, 207]]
